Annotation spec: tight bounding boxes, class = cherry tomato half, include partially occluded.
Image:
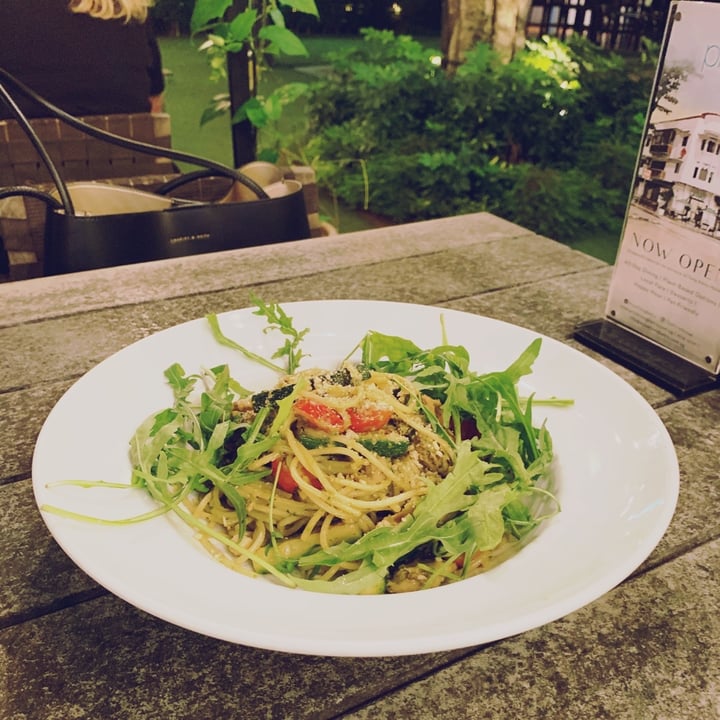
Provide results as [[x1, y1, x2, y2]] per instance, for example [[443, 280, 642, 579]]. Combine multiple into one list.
[[347, 406, 393, 433], [294, 397, 347, 432], [271, 457, 322, 493]]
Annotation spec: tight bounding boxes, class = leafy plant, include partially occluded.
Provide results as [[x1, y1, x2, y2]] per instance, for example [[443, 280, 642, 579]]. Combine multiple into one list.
[[189, 0, 319, 129], [300, 30, 656, 250]]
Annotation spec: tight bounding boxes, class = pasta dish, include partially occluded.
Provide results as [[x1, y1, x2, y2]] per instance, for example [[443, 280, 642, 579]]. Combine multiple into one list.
[[124, 301, 563, 595]]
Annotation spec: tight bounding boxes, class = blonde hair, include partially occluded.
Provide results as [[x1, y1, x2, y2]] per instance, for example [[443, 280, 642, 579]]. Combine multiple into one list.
[[68, 0, 154, 23]]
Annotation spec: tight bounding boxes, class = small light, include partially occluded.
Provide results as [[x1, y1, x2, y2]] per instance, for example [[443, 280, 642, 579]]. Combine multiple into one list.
[[391, 2, 402, 16], [430, 55, 442, 67]]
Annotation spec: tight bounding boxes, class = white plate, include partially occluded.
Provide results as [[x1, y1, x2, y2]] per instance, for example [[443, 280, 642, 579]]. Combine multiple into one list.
[[32, 301, 679, 656]]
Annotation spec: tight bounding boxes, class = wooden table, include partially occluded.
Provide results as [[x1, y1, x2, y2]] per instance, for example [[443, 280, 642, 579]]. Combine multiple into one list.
[[1, 213, 718, 719]]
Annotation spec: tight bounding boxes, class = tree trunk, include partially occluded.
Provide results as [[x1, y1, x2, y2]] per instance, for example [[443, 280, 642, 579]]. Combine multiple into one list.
[[441, 0, 532, 70], [227, 0, 258, 165], [226, 47, 257, 166]]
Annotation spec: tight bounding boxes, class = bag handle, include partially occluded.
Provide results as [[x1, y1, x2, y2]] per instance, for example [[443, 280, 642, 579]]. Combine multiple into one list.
[[153, 168, 232, 196], [0, 67, 269, 215], [0, 75, 76, 213], [0, 185, 63, 208]]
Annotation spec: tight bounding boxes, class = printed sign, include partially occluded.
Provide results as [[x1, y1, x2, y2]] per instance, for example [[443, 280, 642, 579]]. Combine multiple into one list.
[[605, 1, 720, 375]]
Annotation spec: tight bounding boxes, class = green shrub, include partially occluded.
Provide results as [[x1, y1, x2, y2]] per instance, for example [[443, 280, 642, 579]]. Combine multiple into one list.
[[499, 165, 626, 243], [299, 29, 655, 250]]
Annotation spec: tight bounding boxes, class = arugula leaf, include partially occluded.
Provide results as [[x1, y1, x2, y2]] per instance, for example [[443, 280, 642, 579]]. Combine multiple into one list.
[[206, 313, 285, 373], [465, 484, 515, 551], [357, 331, 423, 371], [250, 293, 309, 373], [149, 408, 177, 437], [164, 363, 196, 402], [207, 297, 310, 375]]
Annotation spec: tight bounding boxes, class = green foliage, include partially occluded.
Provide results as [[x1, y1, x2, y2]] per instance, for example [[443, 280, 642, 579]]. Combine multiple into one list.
[[300, 30, 656, 248], [190, 0, 319, 128], [502, 165, 626, 242]]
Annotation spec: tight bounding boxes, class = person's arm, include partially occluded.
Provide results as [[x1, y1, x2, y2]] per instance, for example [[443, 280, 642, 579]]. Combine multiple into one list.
[[149, 93, 164, 112]]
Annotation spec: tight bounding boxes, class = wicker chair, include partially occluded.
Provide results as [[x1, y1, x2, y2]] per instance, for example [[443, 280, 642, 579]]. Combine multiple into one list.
[[0, 112, 327, 281]]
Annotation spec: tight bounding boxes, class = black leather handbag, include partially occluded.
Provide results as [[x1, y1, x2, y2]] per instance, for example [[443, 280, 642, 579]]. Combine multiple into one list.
[[0, 67, 311, 276]]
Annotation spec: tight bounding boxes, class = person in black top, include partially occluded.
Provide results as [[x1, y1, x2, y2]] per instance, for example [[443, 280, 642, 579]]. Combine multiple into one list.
[[0, 0, 165, 119]]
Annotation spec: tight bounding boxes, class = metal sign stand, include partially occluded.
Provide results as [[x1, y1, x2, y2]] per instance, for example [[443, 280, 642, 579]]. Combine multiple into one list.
[[574, 319, 718, 397]]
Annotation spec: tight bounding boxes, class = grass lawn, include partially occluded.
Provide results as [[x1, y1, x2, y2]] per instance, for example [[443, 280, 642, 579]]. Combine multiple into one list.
[[570, 235, 620, 264], [157, 35, 622, 260], [158, 36, 234, 166]]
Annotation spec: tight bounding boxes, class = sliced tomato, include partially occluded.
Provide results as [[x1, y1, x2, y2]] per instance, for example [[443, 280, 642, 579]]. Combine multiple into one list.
[[294, 397, 347, 432], [271, 458, 297, 493], [347, 405, 392, 433], [271, 458, 322, 493]]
